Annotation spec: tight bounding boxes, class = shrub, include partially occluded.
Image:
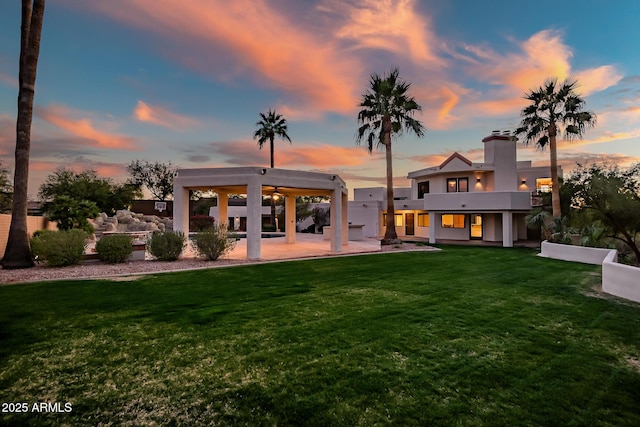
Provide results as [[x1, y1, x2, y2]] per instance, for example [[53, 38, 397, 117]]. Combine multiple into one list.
[[44, 195, 99, 234], [30, 229, 87, 267], [192, 223, 237, 261], [148, 230, 186, 261], [262, 224, 276, 232], [190, 215, 215, 232], [95, 234, 134, 263]]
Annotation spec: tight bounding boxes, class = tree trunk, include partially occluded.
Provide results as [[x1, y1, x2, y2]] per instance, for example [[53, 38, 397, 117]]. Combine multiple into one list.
[[381, 120, 400, 245], [548, 123, 562, 219], [268, 136, 277, 227], [1, 0, 45, 269], [269, 136, 275, 169]]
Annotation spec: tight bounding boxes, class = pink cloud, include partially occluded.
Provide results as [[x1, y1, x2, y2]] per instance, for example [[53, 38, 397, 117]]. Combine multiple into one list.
[[71, 0, 364, 115], [34, 104, 137, 150], [0, 70, 17, 88], [209, 140, 367, 168], [133, 101, 199, 130], [455, 30, 622, 118], [322, 0, 443, 66], [574, 66, 623, 96]]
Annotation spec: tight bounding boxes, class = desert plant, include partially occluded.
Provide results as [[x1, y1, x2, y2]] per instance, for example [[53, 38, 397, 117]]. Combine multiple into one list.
[[189, 215, 215, 232], [191, 223, 237, 261], [95, 234, 134, 263], [30, 229, 87, 267], [147, 230, 186, 261]]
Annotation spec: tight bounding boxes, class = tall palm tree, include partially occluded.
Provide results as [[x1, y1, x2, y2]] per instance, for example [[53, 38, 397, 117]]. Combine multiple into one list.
[[515, 79, 596, 219], [1, 0, 46, 269], [356, 68, 425, 245], [253, 109, 291, 228], [253, 109, 291, 169]]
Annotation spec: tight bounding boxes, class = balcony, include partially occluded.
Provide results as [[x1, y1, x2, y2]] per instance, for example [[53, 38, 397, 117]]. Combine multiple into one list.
[[423, 191, 532, 211]]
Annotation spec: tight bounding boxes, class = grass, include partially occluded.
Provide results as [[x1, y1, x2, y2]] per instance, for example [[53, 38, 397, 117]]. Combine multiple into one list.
[[0, 246, 639, 426]]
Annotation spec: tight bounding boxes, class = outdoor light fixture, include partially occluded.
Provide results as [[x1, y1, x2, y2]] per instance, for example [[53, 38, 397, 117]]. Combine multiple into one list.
[[272, 187, 282, 201], [476, 177, 481, 182], [521, 179, 527, 185]]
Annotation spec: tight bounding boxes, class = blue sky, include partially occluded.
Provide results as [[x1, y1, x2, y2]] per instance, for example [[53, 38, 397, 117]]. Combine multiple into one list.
[[1, 0, 639, 199]]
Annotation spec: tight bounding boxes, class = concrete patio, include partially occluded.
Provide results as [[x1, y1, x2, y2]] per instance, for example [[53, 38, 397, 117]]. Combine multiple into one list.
[[184, 232, 386, 261]]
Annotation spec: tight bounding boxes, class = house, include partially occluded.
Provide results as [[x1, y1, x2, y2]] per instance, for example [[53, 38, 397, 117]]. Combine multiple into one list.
[[205, 131, 556, 248], [348, 130, 558, 246]]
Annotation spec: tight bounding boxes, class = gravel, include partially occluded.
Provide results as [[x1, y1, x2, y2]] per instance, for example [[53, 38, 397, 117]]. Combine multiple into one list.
[[0, 242, 430, 285]]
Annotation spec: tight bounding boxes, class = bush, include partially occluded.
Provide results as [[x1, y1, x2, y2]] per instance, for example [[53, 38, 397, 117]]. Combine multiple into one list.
[[95, 234, 134, 263], [262, 224, 276, 232], [44, 195, 99, 234], [148, 230, 186, 261], [190, 215, 215, 232], [192, 223, 237, 261], [30, 229, 87, 267]]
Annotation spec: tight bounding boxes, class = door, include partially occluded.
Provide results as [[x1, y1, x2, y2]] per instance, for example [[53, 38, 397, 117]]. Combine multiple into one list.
[[470, 214, 482, 239], [405, 213, 415, 236]]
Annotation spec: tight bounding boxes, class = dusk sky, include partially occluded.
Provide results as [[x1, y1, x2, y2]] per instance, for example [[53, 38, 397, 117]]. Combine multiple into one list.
[[1, 0, 639, 199]]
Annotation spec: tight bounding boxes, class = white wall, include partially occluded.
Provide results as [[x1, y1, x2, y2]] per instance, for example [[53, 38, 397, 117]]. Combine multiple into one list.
[[540, 241, 640, 304], [348, 202, 382, 238], [603, 251, 640, 303], [540, 241, 612, 264]]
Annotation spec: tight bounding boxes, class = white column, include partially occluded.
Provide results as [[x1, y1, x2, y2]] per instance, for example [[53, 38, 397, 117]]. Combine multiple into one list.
[[502, 211, 513, 248], [342, 191, 348, 245], [246, 179, 262, 259], [330, 188, 342, 252], [217, 191, 228, 228], [429, 212, 436, 244], [285, 196, 296, 243], [173, 185, 190, 235]]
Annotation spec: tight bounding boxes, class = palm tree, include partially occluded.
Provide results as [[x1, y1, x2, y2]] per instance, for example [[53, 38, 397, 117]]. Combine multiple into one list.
[[514, 79, 596, 219], [356, 68, 425, 245], [253, 109, 291, 169], [253, 109, 291, 228], [1, 0, 46, 269]]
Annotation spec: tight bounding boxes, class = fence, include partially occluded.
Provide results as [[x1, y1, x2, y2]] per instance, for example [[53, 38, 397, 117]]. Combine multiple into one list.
[[0, 214, 58, 259]]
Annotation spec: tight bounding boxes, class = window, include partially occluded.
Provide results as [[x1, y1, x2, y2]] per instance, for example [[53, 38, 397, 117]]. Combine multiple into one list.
[[447, 177, 469, 193], [418, 181, 430, 199], [382, 213, 403, 227], [417, 213, 430, 227], [441, 214, 465, 228], [536, 178, 552, 193]]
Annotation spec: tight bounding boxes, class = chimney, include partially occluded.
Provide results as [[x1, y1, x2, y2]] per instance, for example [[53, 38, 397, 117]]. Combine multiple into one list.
[[482, 129, 518, 191]]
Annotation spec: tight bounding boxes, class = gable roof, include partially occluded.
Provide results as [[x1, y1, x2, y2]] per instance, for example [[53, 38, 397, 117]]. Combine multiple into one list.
[[439, 152, 472, 169]]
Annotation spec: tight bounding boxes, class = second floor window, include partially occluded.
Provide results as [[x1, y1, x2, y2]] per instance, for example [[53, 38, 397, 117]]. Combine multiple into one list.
[[418, 181, 430, 199], [447, 177, 469, 193]]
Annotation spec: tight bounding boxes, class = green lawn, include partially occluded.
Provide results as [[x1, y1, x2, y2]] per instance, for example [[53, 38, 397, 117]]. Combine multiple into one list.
[[1, 246, 639, 426]]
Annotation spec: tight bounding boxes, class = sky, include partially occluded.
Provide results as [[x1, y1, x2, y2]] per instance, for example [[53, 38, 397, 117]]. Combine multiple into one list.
[[1, 0, 639, 200]]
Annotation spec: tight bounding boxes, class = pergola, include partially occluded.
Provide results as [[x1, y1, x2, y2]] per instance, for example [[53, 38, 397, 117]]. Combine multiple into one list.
[[173, 167, 349, 260]]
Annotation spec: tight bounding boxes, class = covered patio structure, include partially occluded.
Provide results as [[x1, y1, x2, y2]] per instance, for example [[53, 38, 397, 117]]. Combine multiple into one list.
[[173, 167, 349, 260]]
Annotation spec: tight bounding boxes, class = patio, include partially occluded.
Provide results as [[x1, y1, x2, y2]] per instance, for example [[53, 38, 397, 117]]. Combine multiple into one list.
[[185, 232, 386, 261]]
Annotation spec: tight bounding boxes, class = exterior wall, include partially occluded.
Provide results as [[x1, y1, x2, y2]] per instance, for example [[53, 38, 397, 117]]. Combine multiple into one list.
[[0, 214, 58, 258], [540, 241, 640, 304], [482, 213, 502, 242], [540, 241, 612, 264], [483, 137, 517, 191], [354, 187, 386, 202], [603, 251, 640, 303], [348, 202, 382, 238], [432, 212, 469, 240], [424, 191, 532, 211]]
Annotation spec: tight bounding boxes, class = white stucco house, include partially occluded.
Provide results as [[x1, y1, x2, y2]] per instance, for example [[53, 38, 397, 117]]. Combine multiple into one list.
[[202, 131, 557, 249], [347, 130, 559, 247]]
